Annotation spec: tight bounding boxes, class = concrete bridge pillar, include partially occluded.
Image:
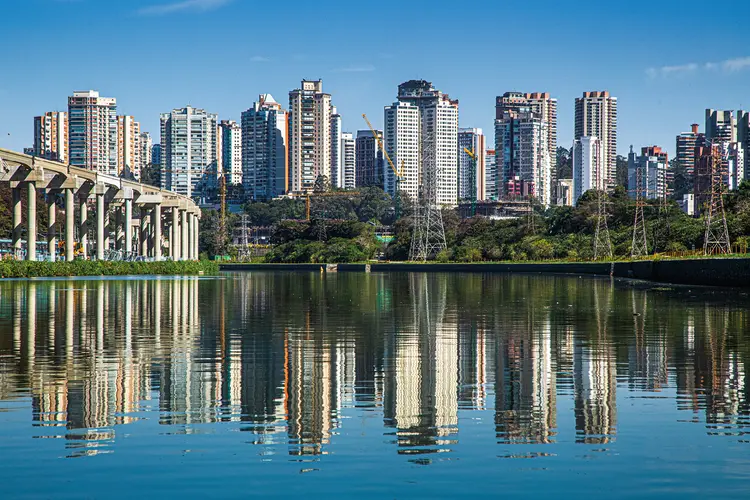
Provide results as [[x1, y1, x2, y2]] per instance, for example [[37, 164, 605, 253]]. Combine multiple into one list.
[[46, 191, 56, 262], [124, 198, 133, 257], [27, 182, 37, 262], [103, 204, 111, 253], [12, 186, 22, 258], [152, 204, 162, 261], [180, 209, 188, 261], [96, 191, 105, 261], [65, 188, 75, 261], [79, 195, 88, 260], [171, 207, 180, 261], [193, 214, 199, 260], [114, 206, 122, 251], [140, 209, 150, 258]]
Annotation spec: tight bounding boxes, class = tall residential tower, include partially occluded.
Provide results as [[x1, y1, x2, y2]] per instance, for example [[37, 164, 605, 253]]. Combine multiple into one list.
[[241, 94, 289, 200], [68, 90, 118, 174], [574, 91, 617, 189], [288, 80, 333, 192]]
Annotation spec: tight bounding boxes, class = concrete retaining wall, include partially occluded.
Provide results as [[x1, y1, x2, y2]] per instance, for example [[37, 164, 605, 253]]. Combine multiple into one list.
[[220, 259, 750, 288]]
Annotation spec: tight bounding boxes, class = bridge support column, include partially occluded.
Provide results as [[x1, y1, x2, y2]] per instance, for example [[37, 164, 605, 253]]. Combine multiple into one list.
[[193, 214, 199, 260], [103, 204, 111, 253], [186, 213, 192, 261], [96, 191, 105, 261], [152, 204, 162, 261], [47, 191, 56, 262], [12, 186, 22, 259], [140, 209, 150, 258], [181, 209, 188, 261], [114, 207, 122, 251], [27, 182, 37, 262], [171, 208, 180, 261], [124, 198, 133, 257], [65, 188, 75, 261], [79, 195, 88, 260]]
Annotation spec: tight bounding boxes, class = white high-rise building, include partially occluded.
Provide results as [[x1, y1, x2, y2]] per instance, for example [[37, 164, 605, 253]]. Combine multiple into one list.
[[117, 115, 142, 179], [68, 90, 118, 174], [628, 146, 669, 200], [484, 149, 497, 201], [160, 106, 219, 199], [342, 132, 356, 190], [140, 131, 153, 171], [572, 136, 604, 203], [575, 91, 617, 189], [330, 107, 343, 189], [33, 111, 68, 163], [384, 101, 420, 202], [219, 120, 242, 185], [458, 128, 486, 202], [241, 94, 289, 200], [384, 80, 458, 206], [289, 80, 332, 192]]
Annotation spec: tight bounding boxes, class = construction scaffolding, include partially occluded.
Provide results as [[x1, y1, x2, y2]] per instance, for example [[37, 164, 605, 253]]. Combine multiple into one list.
[[703, 144, 732, 255]]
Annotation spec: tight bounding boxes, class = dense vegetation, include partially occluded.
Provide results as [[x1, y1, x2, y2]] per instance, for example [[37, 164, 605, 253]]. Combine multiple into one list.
[[0, 260, 219, 278], [211, 182, 750, 263]]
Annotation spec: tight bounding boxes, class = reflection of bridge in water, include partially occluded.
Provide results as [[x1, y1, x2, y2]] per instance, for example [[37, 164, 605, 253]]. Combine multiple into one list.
[[0, 149, 201, 261], [0, 274, 748, 459]]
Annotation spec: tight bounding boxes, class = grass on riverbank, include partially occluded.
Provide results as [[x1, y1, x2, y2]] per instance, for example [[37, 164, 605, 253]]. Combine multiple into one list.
[[0, 260, 219, 278]]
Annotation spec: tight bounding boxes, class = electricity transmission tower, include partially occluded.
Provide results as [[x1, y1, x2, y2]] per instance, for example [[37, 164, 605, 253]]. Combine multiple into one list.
[[631, 165, 649, 258], [593, 165, 612, 260], [409, 131, 446, 261], [703, 145, 732, 255]]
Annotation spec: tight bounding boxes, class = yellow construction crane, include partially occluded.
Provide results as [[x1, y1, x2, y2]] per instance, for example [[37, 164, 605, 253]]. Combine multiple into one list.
[[362, 114, 405, 218]]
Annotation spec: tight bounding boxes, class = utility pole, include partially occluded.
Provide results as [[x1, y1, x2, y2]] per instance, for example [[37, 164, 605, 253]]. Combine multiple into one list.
[[409, 132, 447, 261], [703, 144, 732, 255], [631, 165, 649, 258], [593, 161, 613, 260]]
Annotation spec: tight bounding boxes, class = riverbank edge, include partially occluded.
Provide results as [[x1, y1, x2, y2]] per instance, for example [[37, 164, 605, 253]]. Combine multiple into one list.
[[0, 260, 219, 279], [220, 258, 750, 288]]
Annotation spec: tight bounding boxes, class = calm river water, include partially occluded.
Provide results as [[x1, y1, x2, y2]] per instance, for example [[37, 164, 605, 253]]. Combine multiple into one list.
[[0, 272, 749, 497]]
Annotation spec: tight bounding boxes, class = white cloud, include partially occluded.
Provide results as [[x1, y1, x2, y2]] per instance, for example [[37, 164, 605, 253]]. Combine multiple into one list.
[[137, 0, 232, 16], [334, 64, 376, 73], [250, 56, 270, 63], [723, 56, 750, 72], [647, 56, 750, 78]]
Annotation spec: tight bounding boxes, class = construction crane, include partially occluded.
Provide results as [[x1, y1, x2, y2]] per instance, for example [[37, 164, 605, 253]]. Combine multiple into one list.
[[362, 114, 405, 219], [305, 191, 360, 221], [463, 148, 478, 217]]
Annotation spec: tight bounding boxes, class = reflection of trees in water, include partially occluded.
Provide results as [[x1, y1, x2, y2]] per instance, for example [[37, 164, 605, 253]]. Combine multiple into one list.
[[1, 274, 750, 459]]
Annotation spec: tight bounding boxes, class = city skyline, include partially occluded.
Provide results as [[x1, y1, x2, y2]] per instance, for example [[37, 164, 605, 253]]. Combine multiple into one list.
[[2, 0, 749, 160]]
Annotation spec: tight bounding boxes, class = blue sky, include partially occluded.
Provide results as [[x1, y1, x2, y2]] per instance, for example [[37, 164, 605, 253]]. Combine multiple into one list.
[[1, 0, 749, 158]]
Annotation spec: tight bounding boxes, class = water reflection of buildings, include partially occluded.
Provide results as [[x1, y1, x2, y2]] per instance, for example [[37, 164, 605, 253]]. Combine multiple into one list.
[[1, 274, 750, 460]]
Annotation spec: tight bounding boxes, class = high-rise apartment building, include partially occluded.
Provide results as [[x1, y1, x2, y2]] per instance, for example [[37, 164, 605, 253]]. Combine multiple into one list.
[[140, 132, 153, 168], [152, 144, 161, 169], [385, 80, 458, 206], [675, 124, 704, 178], [241, 94, 289, 200], [288, 80, 332, 192], [68, 90, 118, 174], [572, 136, 604, 203], [705, 109, 737, 143], [219, 120, 242, 185], [33, 111, 68, 163], [627, 146, 669, 200], [342, 132, 356, 190], [160, 106, 219, 199], [384, 101, 420, 200], [458, 128, 486, 202], [484, 149, 497, 201], [495, 109, 552, 206], [496, 92, 557, 188], [117, 115, 142, 179], [738, 111, 750, 182], [330, 107, 343, 189], [355, 129, 384, 188], [574, 91, 617, 189]]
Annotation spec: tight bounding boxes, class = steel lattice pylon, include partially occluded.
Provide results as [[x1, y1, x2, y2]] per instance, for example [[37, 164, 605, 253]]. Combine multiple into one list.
[[409, 129, 446, 261], [703, 144, 732, 255], [593, 158, 612, 260], [631, 166, 649, 257]]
